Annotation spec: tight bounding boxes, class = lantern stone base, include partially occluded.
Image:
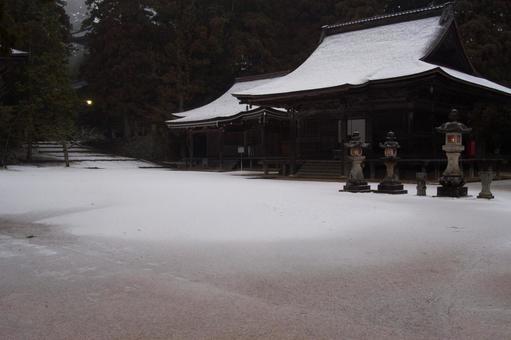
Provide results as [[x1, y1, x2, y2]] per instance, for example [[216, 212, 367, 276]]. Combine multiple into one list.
[[437, 186, 468, 198], [477, 192, 494, 200], [341, 183, 371, 193], [437, 175, 468, 197], [375, 182, 408, 195]]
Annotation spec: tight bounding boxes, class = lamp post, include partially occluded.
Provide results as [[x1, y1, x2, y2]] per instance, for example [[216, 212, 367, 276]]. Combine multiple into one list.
[[341, 131, 371, 193], [376, 131, 407, 194], [435, 109, 472, 198]]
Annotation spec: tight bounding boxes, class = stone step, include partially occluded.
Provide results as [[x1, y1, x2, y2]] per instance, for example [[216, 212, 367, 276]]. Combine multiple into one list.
[[299, 167, 343, 172], [298, 171, 343, 176], [298, 164, 343, 170], [296, 173, 345, 178], [21, 141, 137, 164], [28, 158, 137, 163], [296, 161, 344, 179], [37, 150, 98, 154]]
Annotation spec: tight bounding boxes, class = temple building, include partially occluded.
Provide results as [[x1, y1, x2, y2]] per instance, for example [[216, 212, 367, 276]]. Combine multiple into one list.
[[167, 72, 290, 170], [167, 4, 511, 178]]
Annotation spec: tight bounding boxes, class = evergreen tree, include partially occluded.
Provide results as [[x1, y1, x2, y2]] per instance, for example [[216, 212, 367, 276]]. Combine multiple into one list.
[[15, 0, 76, 157], [456, 0, 511, 85], [1, 0, 76, 165], [456, 0, 511, 154], [82, 0, 162, 139], [153, 0, 229, 113], [0, 0, 16, 55]]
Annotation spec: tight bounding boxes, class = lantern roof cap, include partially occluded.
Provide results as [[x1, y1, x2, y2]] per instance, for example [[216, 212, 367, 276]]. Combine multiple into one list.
[[380, 131, 400, 149], [436, 109, 472, 133], [345, 131, 370, 148]]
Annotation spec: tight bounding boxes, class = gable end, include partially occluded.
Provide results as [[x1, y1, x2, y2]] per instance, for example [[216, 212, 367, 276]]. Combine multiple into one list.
[[422, 20, 477, 75]]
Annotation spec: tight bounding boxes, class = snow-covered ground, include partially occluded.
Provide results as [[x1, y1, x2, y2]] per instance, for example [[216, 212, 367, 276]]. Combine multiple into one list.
[[1, 163, 510, 339]]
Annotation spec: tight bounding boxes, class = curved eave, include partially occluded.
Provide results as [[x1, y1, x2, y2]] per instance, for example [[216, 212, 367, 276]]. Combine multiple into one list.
[[434, 68, 511, 98], [166, 108, 289, 129], [235, 68, 511, 106]]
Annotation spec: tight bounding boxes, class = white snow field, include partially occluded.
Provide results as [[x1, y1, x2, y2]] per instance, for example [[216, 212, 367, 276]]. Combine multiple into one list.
[[1, 163, 511, 339]]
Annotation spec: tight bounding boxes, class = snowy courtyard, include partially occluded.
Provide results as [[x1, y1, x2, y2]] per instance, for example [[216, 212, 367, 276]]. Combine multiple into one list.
[[1, 163, 511, 339]]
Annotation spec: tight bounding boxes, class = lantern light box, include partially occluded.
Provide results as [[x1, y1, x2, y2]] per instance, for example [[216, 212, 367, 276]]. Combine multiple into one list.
[[350, 147, 363, 157], [446, 133, 462, 145]]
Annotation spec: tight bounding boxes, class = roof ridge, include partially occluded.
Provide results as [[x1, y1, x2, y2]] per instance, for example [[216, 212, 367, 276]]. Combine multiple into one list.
[[322, 2, 452, 36], [235, 71, 290, 83]]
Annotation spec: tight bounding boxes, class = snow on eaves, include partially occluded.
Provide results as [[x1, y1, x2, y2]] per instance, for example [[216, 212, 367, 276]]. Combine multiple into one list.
[[235, 16, 511, 98], [7, 48, 29, 57], [0, 46, 28, 56], [167, 77, 283, 125], [439, 67, 511, 95]]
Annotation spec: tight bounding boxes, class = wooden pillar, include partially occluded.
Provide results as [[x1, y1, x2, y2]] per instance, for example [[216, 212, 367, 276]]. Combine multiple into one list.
[[365, 114, 374, 165], [369, 161, 376, 180], [341, 116, 349, 176], [495, 161, 501, 180], [366, 113, 374, 144], [243, 128, 251, 169], [261, 115, 268, 175], [218, 127, 224, 170], [434, 163, 440, 180], [187, 129, 194, 169], [289, 112, 297, 175], [407, 111, 414, 152], [468, 161, 475, 179], [296, 118, 302, 161]]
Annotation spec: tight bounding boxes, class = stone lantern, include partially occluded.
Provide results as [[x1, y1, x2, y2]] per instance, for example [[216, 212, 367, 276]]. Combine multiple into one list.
[[477, 171, 495, 199], [435, 109, 472, 197], [376, 131, 407, 194], [342, 131, 371, 193]]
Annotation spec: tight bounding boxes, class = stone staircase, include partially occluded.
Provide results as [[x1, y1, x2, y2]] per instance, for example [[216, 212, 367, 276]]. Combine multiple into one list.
[[295, 160, 345, 180], [21, 141, 136, 164]]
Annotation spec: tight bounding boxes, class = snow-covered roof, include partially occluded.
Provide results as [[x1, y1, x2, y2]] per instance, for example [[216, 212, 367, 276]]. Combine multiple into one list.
[[11, 49, 28, 56], [235, 9, 511, 100], [0, 47, 29, 58], [167, 74, 288, 128]]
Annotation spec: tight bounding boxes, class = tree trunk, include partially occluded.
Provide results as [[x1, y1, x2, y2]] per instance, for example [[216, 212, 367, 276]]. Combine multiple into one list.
[[26, 137, 33, 162], [178, 94, 185, 113], [123, 114, 131, 140], [2, 127, 11, 169], [62, 141, 70, 167]]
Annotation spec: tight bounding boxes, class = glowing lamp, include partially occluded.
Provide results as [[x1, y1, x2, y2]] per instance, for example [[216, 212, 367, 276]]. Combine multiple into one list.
[[384, 147, 397, 158], [446, 133, 462, 145], [350, 146, 363, 157]]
